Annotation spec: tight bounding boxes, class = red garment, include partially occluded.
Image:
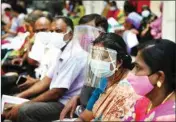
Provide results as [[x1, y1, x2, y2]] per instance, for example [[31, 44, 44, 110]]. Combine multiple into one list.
[[135, 97, 150, 121], [106, 10, 118, 19], [129, 0, 150, 13], [17, 26, 26, 33]]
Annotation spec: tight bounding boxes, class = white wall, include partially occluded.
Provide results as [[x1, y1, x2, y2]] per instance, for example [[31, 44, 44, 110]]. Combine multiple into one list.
[[162, 1, 175, 42], [83, 1, 125, 15]]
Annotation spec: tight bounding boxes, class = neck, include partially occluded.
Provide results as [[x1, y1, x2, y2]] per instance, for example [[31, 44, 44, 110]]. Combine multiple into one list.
[[147, 87, 168, 109], [107, 67, 128, 87]]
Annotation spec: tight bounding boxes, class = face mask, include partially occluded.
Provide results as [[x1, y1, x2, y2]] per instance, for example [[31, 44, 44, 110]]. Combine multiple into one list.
[[110, 7, 116, 11], [141, 10, 150, 18], [90, 59, 116, 78], [50, 32, 67, 49], [126, 72, 154, 96], [35, 32, 51, 45]]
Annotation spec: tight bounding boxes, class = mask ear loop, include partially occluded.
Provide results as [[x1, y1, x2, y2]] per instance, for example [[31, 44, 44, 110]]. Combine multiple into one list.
[[63, 27, 72, 42]]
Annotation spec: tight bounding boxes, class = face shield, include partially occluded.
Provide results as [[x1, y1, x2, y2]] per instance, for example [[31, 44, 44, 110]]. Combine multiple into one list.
[[79, 45, 118, 107], [71, 25, 104, 52], [86, 45, 118, 88]]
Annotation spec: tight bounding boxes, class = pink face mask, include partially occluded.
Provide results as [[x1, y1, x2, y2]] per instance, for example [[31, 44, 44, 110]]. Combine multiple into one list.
[[126, 72, 154, 96]]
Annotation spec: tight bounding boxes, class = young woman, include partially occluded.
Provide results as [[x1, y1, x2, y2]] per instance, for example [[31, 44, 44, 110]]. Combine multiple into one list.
[[132, 39, 175, 121]]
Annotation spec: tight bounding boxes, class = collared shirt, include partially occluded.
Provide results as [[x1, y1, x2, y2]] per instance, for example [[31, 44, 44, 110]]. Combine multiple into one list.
[[47, 41, 88, 105]]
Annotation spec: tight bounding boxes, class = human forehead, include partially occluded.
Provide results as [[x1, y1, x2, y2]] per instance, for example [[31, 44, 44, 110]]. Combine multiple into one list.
[[35, 17, 50, 26], [55, 19, 67, 30], [135, 51, 150, 70]]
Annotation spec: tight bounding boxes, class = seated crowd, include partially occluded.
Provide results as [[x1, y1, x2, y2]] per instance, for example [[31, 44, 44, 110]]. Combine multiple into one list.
[[1, 1, 175, 122]]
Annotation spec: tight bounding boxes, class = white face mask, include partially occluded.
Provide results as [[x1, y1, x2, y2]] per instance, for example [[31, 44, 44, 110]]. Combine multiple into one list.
[[90, 59, 116, 78], [141, 10, 150, 18], [110, 7, 116, 11], [35, 32, 51, 45], [50, 32, 66, 49]]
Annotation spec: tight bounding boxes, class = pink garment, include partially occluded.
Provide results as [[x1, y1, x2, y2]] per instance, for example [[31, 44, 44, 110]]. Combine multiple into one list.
[[141, 100, 175, 121], [1, 40, 10, 45], [150, 16, 162, 39]]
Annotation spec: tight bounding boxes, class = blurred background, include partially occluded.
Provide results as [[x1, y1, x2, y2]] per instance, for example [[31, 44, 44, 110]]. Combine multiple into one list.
[[1, 0, 175, 41]]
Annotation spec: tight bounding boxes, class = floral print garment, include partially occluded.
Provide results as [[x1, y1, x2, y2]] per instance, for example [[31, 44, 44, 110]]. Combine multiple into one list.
[[92, 79, 141, 121]]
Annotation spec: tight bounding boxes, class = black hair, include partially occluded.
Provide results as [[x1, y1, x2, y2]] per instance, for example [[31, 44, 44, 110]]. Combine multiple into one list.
[[79, 14, 108, 32], [138, 39, 176, 92], [11, 4, 27, 14], [77, 0, 83, 5], [93, 33, 133, 70], [54, 16, 74, 31], [4, 7, 11, 12], [111, 1, 117, 8], [124, 0, 136, 15]]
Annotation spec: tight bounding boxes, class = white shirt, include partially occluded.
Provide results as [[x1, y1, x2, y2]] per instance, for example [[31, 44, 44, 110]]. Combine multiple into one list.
[[35, 47, 61, 80], [47, 41, 88, 105]]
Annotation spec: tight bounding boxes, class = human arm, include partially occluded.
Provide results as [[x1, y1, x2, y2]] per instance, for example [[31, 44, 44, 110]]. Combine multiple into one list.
[[16, 76, 51, 99], [18, 75, 40, 91], [75, 109, 94, 122], [60, 96, 80, 120], [31, 88, 67, 102]]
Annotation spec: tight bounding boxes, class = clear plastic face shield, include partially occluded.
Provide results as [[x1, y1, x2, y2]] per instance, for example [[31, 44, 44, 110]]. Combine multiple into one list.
[[85, 45, 118, 88], [71, 25, 105, 52]]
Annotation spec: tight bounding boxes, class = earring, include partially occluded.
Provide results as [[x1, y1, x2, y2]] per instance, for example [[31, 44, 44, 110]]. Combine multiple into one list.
[[157, 81, 162, 88]]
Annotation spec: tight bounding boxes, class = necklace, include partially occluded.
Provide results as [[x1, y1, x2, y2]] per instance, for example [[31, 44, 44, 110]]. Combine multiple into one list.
[[146, 91, 175, 114]]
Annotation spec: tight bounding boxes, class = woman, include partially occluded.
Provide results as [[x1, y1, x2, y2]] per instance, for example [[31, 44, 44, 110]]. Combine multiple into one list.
[[115, 12, 142, 56], [75, 33, 137, 121], [132, 39, 175, 121]]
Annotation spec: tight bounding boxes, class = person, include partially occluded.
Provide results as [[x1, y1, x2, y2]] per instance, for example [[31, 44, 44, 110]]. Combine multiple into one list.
[[2, 7, 12, 25], [101, 0, 110, 17], [2, 13, 50, 94], [131, 39, 175, 121], [27, 16, 51, 67], [139, 5, 157, 43], [116, 12, 142, 56], [150, 2, 163, 39], [123, 0, 136, 16], [3, 14, 98, 122], [106, 1, 125, 25], [60, 33, 133, 121], [69, 0, 86, 26], [78, 14, 108, 32], [2, 4, 27, 40], [73, 33, 136, 122], [19, 16, 74, 91]]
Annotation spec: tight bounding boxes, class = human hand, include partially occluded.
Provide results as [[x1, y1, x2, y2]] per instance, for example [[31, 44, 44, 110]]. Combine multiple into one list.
[[60, 96, 80, 120], [3, 104, 22, 121], [18, 75, 37, 91]]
